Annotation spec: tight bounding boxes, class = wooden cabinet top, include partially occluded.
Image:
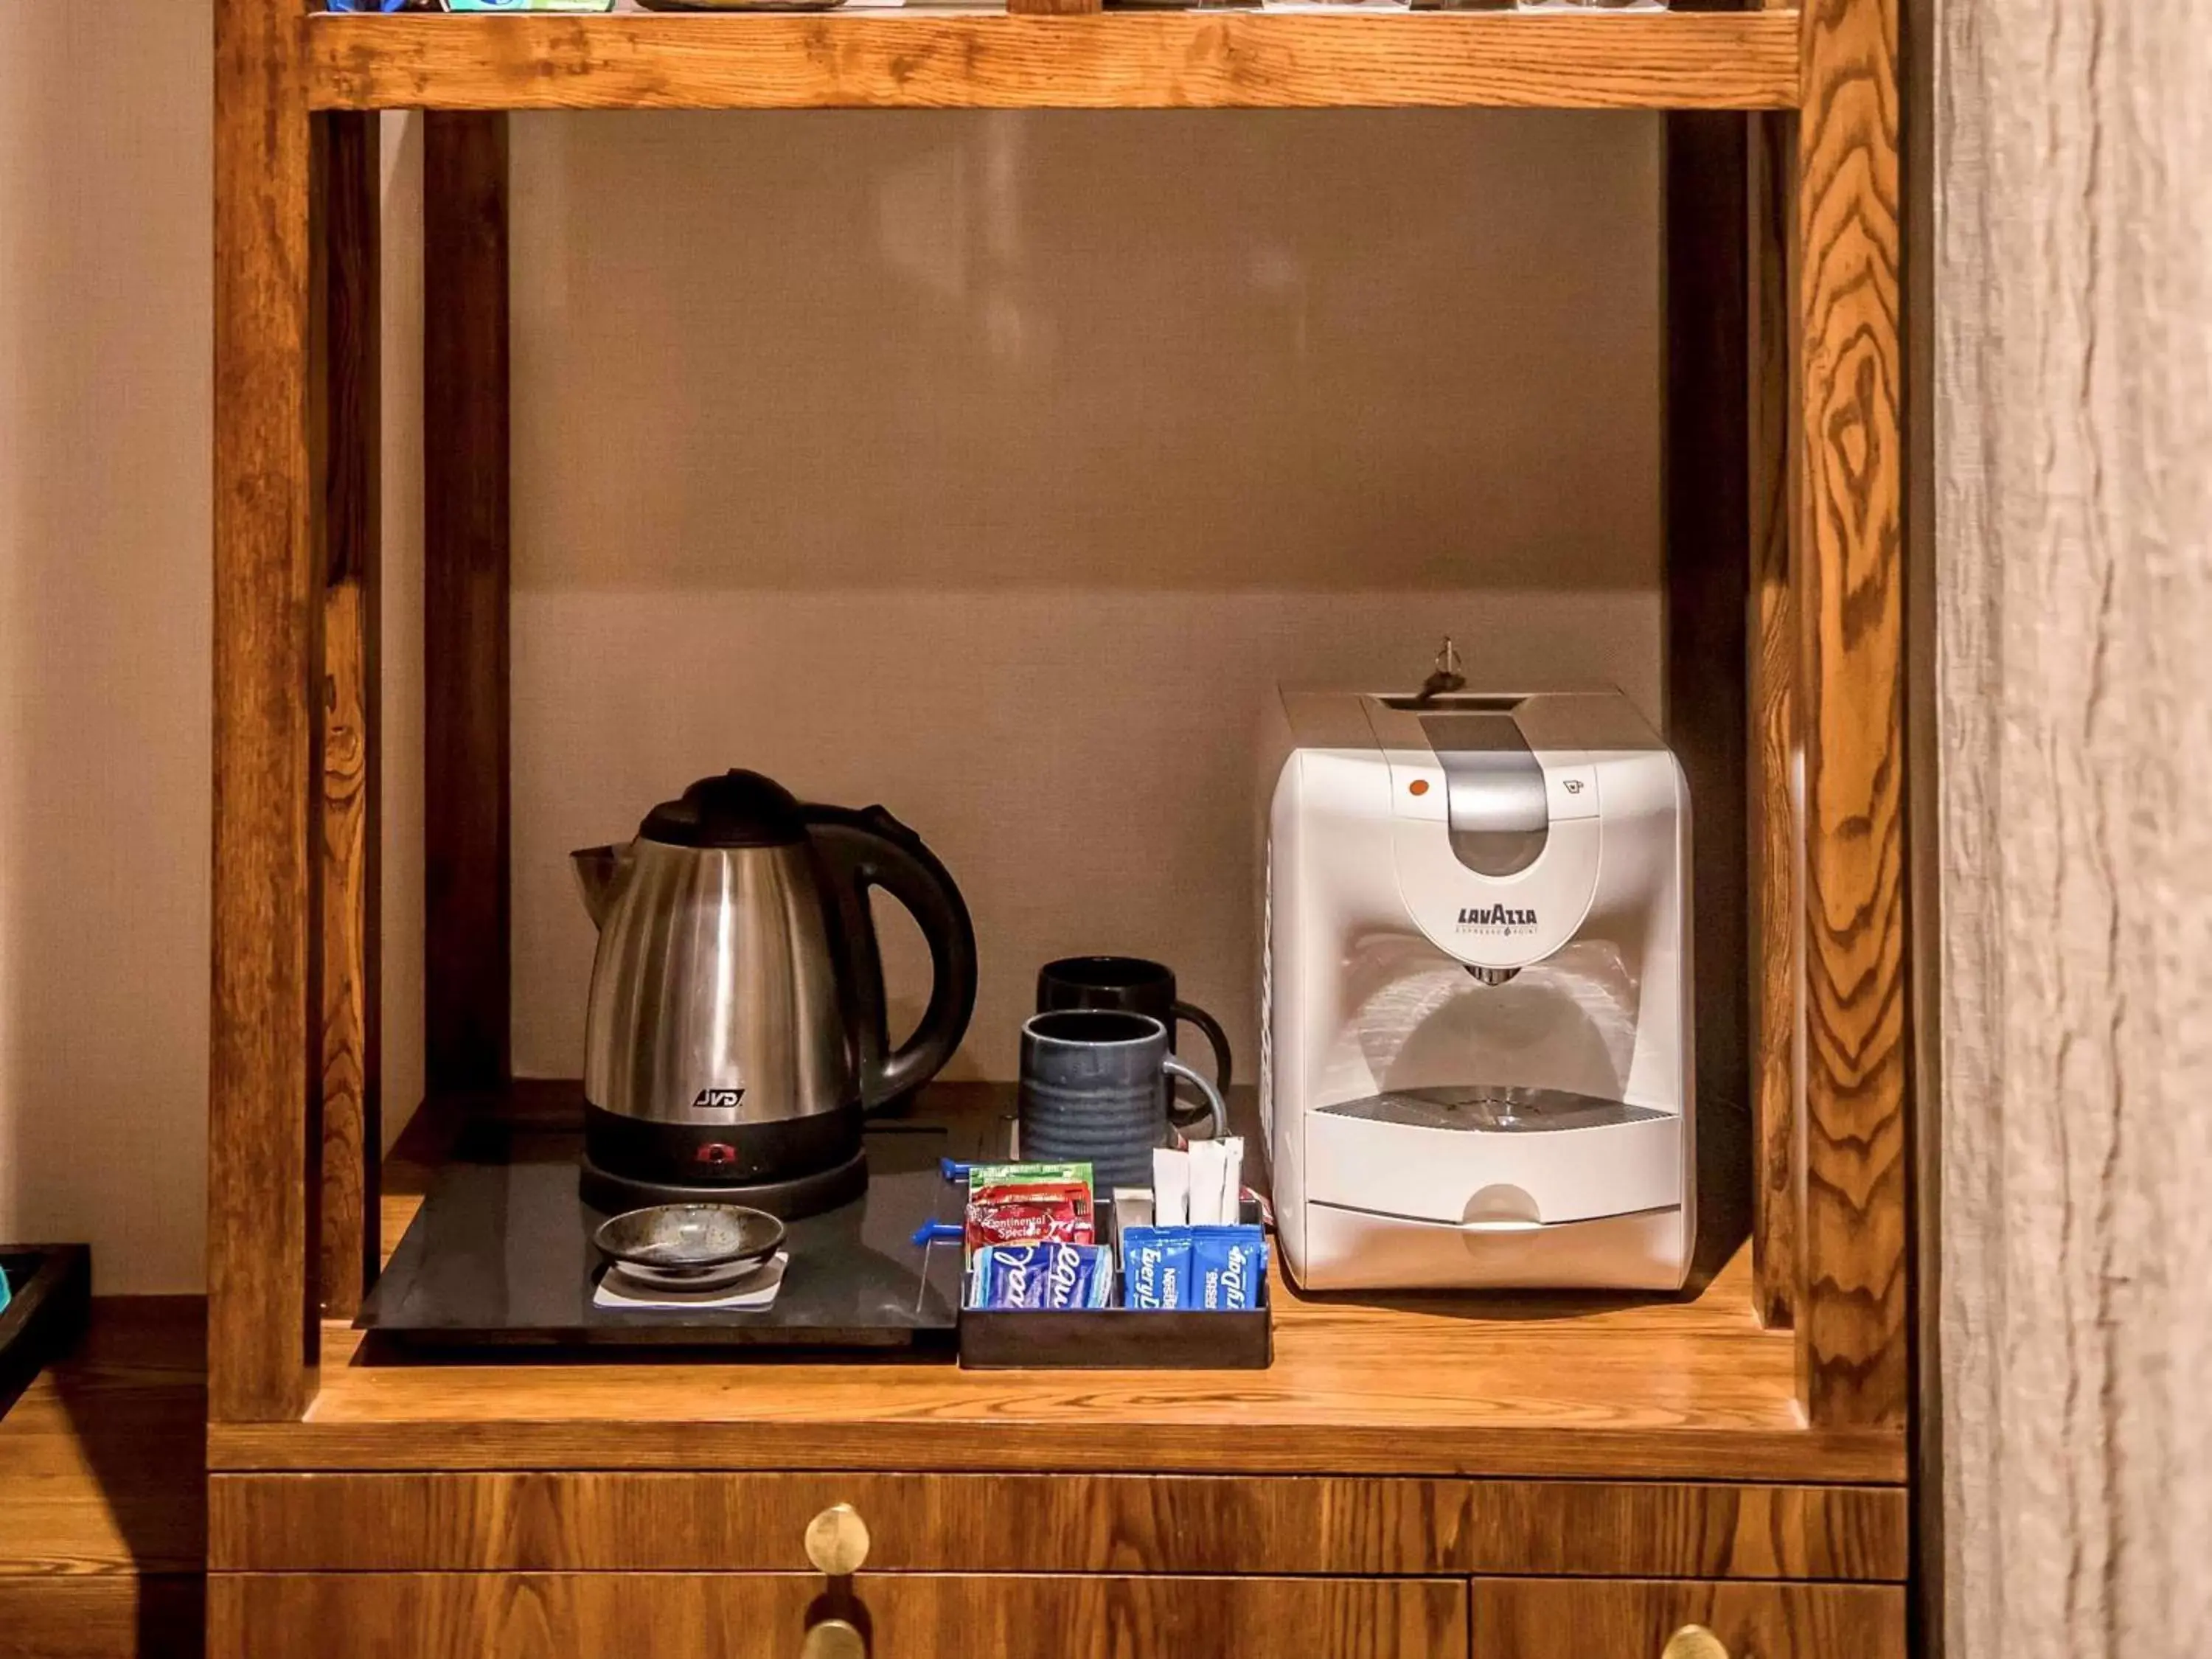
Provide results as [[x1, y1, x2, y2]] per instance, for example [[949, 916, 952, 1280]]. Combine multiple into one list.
[[208, 1239, 1901, 1483]]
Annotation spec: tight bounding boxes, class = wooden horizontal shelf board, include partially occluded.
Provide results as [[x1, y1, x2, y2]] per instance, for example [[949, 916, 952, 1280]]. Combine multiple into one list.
[[305, 8, 1801, 113], [210, 1245, 1901, 1482], [209, 1470, 1909, 1579]]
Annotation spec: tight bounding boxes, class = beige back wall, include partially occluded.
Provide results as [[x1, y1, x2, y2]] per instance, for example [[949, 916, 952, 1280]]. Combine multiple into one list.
[[0, 12, 1658, 1289], [0, 5, 427, 1293], [504, 108, 1661, 1082], [0, 4, 214, 1293]]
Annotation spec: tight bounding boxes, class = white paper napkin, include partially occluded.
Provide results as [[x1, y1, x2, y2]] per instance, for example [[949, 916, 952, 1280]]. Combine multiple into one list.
[[592, 1251, 788, 1312]]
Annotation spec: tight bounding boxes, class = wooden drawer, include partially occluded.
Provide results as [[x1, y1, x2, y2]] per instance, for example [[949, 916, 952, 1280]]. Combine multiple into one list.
[[206, 1571, 1467, 1659], [1475, 1579, 1907, 1659], [209, 1471, 1907, 1580]]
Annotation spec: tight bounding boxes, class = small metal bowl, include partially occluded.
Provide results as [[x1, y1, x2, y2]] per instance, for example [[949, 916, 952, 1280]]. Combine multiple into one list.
[[594, 1203, 785, 1288]]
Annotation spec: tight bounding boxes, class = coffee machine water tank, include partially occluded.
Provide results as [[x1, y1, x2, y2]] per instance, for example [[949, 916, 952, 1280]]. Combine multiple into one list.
[[1258, 686, 1694, 1293]]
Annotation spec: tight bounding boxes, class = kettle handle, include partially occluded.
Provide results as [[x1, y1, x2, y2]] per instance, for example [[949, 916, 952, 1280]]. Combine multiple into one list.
[[804, 805, 978, 1112]]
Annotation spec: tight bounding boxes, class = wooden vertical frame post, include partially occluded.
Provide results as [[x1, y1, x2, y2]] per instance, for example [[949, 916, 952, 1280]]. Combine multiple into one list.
[[1747, 108, 1799, 1332], [211, 0, 320, 1419], [423, 114, 513, 1099], [317, 111, 383, 1318], [1795, 0, 1907, 1425], [1660, 110, 1753, 1259]]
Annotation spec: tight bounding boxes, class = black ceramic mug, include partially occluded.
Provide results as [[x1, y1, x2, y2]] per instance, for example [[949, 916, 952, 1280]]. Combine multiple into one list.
[[1018, 1011, 1228, 1191], [1034, 956, 1232, 1129]]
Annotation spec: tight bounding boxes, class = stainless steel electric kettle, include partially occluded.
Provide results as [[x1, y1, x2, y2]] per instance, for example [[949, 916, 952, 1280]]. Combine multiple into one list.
[[571, 769, 978, 1218]]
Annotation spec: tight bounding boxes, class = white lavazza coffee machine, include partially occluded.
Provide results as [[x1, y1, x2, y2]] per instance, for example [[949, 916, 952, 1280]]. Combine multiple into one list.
[[1259, 686, 1694, 1292]]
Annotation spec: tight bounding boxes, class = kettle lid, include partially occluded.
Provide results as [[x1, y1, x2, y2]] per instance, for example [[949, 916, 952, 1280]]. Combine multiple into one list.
[[639, 769, 807, 849]]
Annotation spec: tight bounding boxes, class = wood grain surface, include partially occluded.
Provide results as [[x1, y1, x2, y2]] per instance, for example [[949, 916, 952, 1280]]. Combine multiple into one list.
[[208, 1470, 1906, 1580], [208, 1245, 1900, 1481], [315, 111, 382, 1324], [422, 112, 512, 1098], [210, 0, 321, 1423], [0, 1300, 206, 1659], [1747, 106, 1799, 1332], [207, 1573, 1464, 1659], [0, 1581, 203, 1659], [1792, 0, 1907, 1427], [1463, 1480, 1905, 1582], [1935, 8, 2212, 1659], [1476, 1576, 1905, 1659], [209, 1472, 1469, 1576], [305, 10, 1803, 113]]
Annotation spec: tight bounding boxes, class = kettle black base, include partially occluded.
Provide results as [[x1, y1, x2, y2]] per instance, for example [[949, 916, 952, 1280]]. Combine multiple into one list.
[[580, 1102, 869, 1222]]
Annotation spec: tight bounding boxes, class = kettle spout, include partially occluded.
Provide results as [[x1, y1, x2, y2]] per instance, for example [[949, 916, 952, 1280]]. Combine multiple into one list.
[[570, 844, 630, 931]]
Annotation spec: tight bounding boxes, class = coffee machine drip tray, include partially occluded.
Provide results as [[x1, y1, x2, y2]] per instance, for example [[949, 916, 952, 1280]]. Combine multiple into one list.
[[1319, 1087, 1666, 1134]]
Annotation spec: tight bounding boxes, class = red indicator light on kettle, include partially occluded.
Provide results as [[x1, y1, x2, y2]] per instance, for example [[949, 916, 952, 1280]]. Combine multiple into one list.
[[1408, 779, 1430, 797]]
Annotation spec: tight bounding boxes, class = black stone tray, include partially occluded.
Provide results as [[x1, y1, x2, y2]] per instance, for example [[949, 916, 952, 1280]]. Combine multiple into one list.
[[0, 1244, 91, 1416], [358, 1121, 969, 1354]]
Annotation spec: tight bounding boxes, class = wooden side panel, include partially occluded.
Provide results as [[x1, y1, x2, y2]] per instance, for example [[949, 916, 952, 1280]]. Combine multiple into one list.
[[422, 113, 512, 1096], [1936, 8, 2212, 1659], [1477, 1578, 1905, 1659], [1662, 109, 1752, 1267], [208, 1471, 1907, 1582], [1747, 107, 1799, 1331], [210, 0, 319, 1422], [207, 1573, 1464, 1659], [316, 111, 382, 1321], [1794, 0, 1907, 1425]]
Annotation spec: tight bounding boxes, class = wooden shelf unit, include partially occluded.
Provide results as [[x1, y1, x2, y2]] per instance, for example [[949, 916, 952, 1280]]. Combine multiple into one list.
[[305, 8, 1803, 112], [209, 0, 1910, 1652], [216, 1247, 1896, 1482]]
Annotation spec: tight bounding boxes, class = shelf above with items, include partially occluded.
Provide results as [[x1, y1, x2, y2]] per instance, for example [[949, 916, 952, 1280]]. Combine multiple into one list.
[[304, 7, 1803, 113]]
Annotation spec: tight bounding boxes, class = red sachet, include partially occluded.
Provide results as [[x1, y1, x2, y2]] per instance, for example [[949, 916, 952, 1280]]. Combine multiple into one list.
[[964, 1199, 1094, 1251], [964, 1180, 1095, 1250]]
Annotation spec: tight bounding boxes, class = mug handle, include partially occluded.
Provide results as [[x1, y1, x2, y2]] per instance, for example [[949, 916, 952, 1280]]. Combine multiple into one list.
[[1168, 1000, 1234, 1126], [1162, 1057, 1228, 1141]]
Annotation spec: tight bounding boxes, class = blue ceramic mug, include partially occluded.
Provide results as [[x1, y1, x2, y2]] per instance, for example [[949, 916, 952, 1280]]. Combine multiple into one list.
[[1018, 1010, 1228, 1192]]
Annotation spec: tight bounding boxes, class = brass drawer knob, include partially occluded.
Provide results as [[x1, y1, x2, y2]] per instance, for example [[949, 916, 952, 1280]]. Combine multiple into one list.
[[1663, 1626, 1729, 1659], [804, 1503, 872, 1576], [801, 1618, 865, 1659]]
